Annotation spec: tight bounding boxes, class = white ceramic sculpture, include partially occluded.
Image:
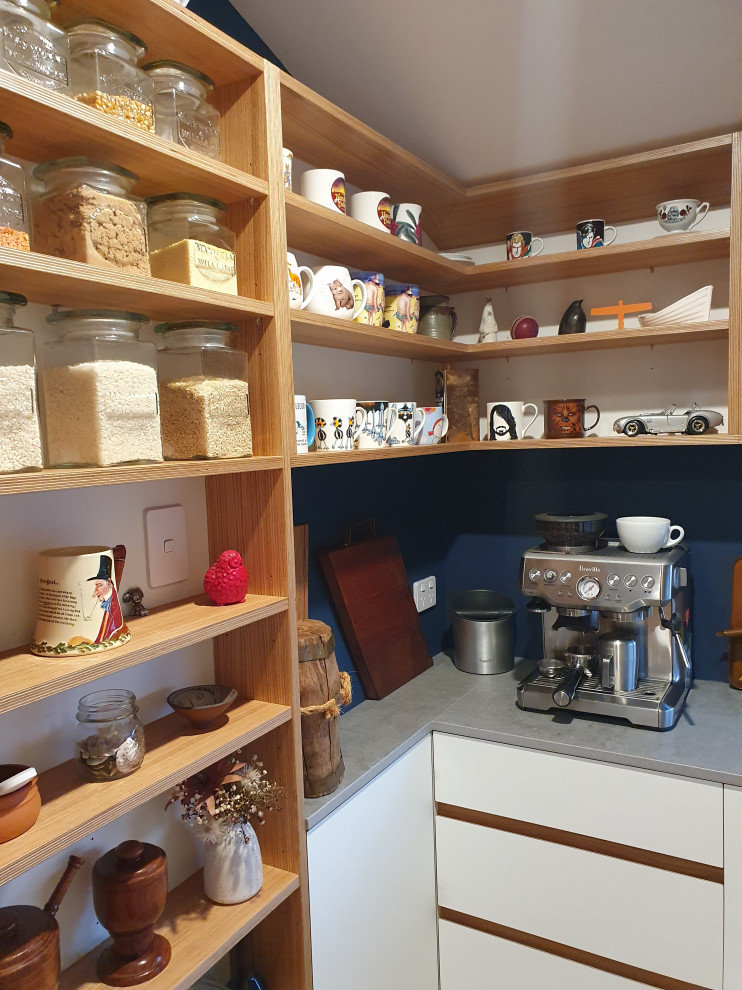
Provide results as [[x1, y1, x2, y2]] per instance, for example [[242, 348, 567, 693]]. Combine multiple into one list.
[[478, 298, 499, 342], [638, 286, 713, 327]]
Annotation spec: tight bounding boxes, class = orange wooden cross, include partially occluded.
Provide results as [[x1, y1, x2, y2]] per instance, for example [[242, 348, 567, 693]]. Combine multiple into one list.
[[590, 299, 653, 329]]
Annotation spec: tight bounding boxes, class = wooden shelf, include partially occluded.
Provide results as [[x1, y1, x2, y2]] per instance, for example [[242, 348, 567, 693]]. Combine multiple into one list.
[[0, 700, 292, 885], [291, 442, 473, 468], [0, 75, 267, 205], [0, 249, 273, 323], [0, 594, 288, 715], [0, 456, 283, 496], [60, 866, 300, 990], [291, 310, 468, 359]]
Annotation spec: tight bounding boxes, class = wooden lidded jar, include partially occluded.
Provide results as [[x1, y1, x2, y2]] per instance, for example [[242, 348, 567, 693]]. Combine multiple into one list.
[[298, 619, 347, 797], [92, 840, 171, 987]]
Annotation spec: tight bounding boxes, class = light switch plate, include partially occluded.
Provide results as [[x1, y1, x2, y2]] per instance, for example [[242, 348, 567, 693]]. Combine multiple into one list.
[[145, 505, 189, 587]]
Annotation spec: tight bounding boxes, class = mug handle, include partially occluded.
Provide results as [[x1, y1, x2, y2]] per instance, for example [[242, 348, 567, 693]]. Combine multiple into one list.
[[434, 414, 449, 441], [351, 279, 367, 320], [689, 202, 710, 230], [530, 237, 545, 258], [522, 402, 538, 437], [353, 406, 366, 440], [299, 267, 315, 309], [306, 404, 315, 448], [412, 408, 426, 442], [603, 225, 618, 246], [583, 404, 600, 432], [384, 406, 399, 439], [664, 525, 685, 548]]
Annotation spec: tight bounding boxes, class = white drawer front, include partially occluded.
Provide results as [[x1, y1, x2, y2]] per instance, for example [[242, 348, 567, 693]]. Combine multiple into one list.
[[434, 732, 723, 866], [439, 920, 662, 990], [436, 816, 723, 989]]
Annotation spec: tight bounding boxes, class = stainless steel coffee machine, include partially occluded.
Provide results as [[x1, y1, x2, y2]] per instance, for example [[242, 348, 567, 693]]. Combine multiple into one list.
[[517, 514, 691, 729]]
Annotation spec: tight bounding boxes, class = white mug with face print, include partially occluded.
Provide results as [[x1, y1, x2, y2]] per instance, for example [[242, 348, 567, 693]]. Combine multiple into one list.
[[387, 401, 425, 446], [416, 406, 449, 445], [356, 400, 399, 449], [307, 399, 366, 452], [486, 401, 538, 441], [305, 265, 367, 320]]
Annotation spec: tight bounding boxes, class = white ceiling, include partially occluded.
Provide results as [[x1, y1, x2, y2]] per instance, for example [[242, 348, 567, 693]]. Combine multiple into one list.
[[230, 0, 742, 183]]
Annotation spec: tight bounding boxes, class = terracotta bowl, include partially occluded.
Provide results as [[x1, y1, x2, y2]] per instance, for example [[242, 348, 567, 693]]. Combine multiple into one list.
[[0, 764, 41, 843], [167, 685, 238, 730]]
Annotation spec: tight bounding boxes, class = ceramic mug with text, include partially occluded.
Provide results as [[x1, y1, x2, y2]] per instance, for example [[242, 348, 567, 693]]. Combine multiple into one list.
[[356, 401, 399, 449], [416, 406, 449, 445], [350, 191, 391, 233], [387, 401, 425, 446], [300, 168, 346, 214], [287, 252, 315, 310], [308, 399, 365, 452], [544, 398, 600, 439], [506, 231, 544, 260], [295, 394, 316, 453], [576, 219, 617, 249], [616, 516, 685, 554], [486, 401, 538, 440], [305, 265, 367, 320]]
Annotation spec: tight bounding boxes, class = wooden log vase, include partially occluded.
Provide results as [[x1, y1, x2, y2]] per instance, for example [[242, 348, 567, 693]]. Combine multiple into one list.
[[298, 619, 350, 798]]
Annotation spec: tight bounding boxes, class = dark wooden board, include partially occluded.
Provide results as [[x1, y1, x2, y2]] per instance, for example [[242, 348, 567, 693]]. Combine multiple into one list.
[[318, 535, 432, 699]]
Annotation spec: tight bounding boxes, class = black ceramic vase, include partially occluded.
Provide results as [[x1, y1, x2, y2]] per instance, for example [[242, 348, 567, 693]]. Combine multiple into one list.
[[558, 299, 587, 335]]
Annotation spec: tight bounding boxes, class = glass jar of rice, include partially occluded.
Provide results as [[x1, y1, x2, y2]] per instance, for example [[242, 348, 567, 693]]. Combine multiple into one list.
[[155, 321, 252, 460], [0, 290, 43, 473], [41, 309, 162, 467]]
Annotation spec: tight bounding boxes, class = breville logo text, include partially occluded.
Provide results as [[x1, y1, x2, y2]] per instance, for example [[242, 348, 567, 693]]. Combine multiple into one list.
[[579, 565, 600, 573]]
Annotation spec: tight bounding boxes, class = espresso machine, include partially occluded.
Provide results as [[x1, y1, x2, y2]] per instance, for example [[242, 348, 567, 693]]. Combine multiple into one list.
[[517, 513, 692, 730]]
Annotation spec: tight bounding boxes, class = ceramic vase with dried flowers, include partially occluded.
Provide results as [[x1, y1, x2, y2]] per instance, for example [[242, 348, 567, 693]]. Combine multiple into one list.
[[168, 752, 284, 904]]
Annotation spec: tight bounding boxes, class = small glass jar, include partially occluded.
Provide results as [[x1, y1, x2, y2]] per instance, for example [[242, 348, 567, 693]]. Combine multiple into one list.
[[41, 309, 162, 468], [0, 121, 29, 250], [74, 688, 145, 781], [148, 193, 238, 295], [0, 290, 43, 473], [0, 0, 68, 91], [66, 18, 154, 132], [32, 157, 150, 275], [144, 60, 220, 159], [156, 321, 252, 460]]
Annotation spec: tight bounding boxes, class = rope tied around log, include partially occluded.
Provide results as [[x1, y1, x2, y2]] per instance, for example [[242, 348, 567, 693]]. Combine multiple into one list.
[[300, 670, 352, 719]]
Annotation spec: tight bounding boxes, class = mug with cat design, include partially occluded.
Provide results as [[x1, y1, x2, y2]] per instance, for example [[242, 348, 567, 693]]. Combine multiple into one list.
[[307, 399, 366, 452], [305, 265, 367, 320], [544, 398, 600, 439]]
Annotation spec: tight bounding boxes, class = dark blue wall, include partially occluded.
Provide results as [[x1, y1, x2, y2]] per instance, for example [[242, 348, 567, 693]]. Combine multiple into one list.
[[187, 0, 287, 70]]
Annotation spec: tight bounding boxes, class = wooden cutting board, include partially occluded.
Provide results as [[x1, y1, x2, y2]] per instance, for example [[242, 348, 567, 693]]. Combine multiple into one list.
[[729, 557, 742, 689], [318, 533, 432, 699]]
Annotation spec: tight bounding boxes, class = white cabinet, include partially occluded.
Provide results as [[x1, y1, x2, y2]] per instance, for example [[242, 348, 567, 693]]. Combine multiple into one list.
[[306, 737, 439, 990], [724, 785, 742, 987]]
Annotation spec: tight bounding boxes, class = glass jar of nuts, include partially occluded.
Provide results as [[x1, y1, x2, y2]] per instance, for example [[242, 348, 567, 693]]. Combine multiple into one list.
[[0, 0, 69, 91], [144, 60, 221, 160], [66, 18, 154, 132]]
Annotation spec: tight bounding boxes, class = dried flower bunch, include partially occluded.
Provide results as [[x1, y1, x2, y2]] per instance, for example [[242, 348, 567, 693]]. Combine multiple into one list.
[[168, 751, 284, 844]]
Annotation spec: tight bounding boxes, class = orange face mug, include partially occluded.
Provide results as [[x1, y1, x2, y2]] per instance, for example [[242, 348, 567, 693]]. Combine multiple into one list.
[[543, 398, 600, 439]]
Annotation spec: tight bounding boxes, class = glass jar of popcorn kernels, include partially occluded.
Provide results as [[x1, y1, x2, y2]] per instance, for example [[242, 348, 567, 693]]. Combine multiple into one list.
[[66, 19, 154, 132]]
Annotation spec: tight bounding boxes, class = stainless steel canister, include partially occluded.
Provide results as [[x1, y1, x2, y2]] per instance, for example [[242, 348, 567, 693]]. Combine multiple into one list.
[[451, 590, 516, 674]]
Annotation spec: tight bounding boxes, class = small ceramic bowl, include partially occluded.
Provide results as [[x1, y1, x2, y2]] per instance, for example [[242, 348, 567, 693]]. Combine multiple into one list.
[[167, 685, 238, 730], [0, 764, 41, 843]]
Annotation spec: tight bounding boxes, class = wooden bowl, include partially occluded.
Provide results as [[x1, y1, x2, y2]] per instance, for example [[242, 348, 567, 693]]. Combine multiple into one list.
[[167, 685, 238, 730], [0, 764, 41, 843]]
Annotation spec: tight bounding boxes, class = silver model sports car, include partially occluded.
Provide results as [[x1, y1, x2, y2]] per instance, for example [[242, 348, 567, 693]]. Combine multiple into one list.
[[613, 403, 724, 437]]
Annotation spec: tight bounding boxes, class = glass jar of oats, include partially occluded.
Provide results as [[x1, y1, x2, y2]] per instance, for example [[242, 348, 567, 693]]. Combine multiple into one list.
[[66, 18, 154, 131], [32, 157, 150, 275], [147, 193, 238, 295], [0, 290, 43, 473], [143, 60, 221, 159], [0, 0, 68, 91], [155, 321, 252, 460], [41, 309, 162, 468]]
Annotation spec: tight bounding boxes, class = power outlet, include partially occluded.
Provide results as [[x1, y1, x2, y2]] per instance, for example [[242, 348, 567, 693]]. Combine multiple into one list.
[[413, 576, 437, 612]]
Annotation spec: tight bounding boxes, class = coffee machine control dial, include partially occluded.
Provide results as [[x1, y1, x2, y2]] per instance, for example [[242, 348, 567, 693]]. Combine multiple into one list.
[[624, 575, 638, 588], [544, 569, 557, 584], [607, 574, 621, 588], [577, 576, 601, 600]]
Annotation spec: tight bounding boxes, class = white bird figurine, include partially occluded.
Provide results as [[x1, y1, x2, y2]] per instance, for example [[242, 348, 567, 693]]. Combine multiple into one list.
[[478, 298, 498, 342]]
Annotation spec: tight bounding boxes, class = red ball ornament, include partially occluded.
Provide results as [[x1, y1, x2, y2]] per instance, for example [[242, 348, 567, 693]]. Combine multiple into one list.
[[203, 550, 249, 606], [510, 315, 539, 339]]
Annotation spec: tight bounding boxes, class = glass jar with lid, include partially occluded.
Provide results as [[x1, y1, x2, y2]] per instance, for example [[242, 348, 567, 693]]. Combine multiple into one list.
[[148, 193, 238, 295], [41, 309, 162, 468], [32, 157, 150, 275], [0, 121, 29, 251], [0, 0, 68, 90], [156, 320, 252, 460], [74, 688, 145, 781], [66, 18, 154, 132], [143, 60, 220, 160], [0, 290, 43, 473]]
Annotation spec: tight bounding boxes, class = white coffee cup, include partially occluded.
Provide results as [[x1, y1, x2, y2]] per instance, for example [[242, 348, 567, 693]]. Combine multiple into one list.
[[656, 199, 710, 232], [387, 401, 425, 446], [416, 406, 448, 445], [356, 400, 398, 449], [300, 168, 346, 213], [287, 252, 314, 310], [294, 394, 315, 453], [616, 516, 685, 554], [308, 399, 365, 452], [349, 191, 391, 233], [486, 401, 538, 441], [305, 265, 366, 320]]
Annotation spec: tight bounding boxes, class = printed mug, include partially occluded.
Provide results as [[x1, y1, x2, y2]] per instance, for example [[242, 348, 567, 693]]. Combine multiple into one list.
[[506, 231, 544, 260], [300, 168, 346, 214], [416, 406, 449, 445], [390, 203, 422, 245], [308, 399, 366, 452], [295, 394, 315, 454], [576, 219, 617, 250], [386, 401, 425, 446], [486, 401, 538, 441], [356, 401, 398, 449], [282, 147, 293, 191], [543, 398, 600, 439], [349, 191, 391, 233], [656, 199, 709, 232], [352, 271, 385, 326], [305, 265, 367, 320], [287, 252, 314, 310]]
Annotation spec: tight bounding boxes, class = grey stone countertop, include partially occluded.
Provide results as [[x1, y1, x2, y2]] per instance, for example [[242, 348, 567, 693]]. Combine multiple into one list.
[[304, 653, 742, 830]]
